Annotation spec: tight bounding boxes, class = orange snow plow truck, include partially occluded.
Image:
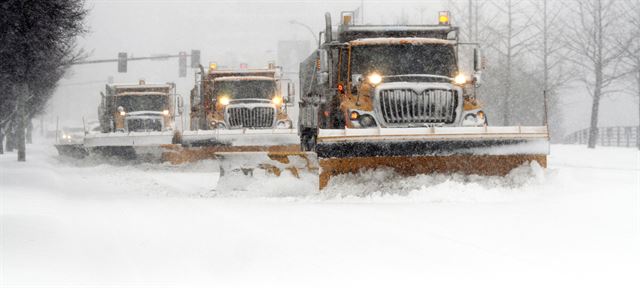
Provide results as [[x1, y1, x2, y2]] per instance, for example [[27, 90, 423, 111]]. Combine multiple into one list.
[[293, 11, 549, 188]]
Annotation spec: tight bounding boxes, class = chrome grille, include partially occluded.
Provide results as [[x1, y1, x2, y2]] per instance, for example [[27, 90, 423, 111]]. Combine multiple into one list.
[[126, 118, 162, 132], [227, 106, 275, 128], [378, 88, 458, 125]]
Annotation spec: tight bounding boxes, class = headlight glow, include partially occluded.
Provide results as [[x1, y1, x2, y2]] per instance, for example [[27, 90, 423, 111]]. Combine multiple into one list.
[[272, 96, 283, 105], [218, 96, 230, 106], [367, 73, 382, 85], [454, 74, 467, 85], [119, 111, 126, 116], [162, 109, 170, 116]]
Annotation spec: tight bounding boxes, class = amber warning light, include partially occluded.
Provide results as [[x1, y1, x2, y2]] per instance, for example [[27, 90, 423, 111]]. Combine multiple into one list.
[[439, 11, 450, 25]]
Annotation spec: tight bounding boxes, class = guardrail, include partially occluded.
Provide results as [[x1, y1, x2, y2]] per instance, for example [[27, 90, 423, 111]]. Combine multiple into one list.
[[565, 126, 640, 147]]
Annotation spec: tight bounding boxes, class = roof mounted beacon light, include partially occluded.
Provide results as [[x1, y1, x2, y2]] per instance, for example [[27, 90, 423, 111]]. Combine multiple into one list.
[[439, 11, 450, 26]]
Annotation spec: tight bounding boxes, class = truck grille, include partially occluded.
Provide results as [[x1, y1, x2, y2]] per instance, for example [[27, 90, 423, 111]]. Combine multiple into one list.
[[127, 118, 163, 132], [227, 106, 275, 128], [378, 88, 458, 125]]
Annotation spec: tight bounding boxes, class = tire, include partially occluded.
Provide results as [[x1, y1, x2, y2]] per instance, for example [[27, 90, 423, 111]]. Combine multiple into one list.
[[300, 131, 316, 152]]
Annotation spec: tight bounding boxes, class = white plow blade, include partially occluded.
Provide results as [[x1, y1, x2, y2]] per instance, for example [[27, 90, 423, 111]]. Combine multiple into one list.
[[181, 129, 299, 146], [83, 131, 175, 147], [215, 152, 319, 192]]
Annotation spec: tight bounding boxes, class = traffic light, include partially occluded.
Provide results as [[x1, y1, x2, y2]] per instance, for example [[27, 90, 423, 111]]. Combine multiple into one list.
[[191, 50, 200, 68], [117, 52, 127, 73], [178, 51, 187, 77]]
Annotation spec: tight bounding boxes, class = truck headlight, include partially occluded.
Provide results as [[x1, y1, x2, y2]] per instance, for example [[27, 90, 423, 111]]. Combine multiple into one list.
[[162, 109, 170, 116], [462, 110, 486, 126], [218, 96, 230, 106], [359, 115, 376, 128], [272, 96, 283, 105], [464, 113, 477, 121], [454, 73, 467, 85], [276, 120, 291, 129], [367, 73, 382, 85]]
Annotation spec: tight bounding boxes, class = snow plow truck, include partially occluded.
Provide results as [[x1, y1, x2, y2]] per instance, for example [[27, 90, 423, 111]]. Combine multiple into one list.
[[292, 11, 549, 189], [161, 64, 316, 190], [55, 80, 184, 160]]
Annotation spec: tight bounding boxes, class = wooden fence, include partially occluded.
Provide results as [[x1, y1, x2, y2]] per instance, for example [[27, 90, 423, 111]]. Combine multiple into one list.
[[564, 126, 640, 147]]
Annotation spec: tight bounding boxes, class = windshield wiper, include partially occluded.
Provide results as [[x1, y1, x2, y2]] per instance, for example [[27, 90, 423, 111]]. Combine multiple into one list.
[[383, 74, 453, 81]]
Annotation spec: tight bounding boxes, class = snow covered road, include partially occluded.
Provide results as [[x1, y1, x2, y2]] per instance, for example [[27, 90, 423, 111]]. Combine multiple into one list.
[[1, 141, 639, 287]]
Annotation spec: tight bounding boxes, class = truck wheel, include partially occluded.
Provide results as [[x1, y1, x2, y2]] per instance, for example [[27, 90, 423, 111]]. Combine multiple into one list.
[[301, 133, 316, 152]]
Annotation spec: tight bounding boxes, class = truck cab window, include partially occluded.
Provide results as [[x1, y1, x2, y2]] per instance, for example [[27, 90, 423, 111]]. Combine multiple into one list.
[[351, 44, 456, 78]]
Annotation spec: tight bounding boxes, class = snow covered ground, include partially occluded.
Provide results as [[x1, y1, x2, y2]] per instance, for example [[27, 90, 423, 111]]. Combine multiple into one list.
[[1, 139, 639, 288]]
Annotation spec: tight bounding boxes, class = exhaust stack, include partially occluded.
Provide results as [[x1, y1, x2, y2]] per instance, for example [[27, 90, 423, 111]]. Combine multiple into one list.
[[324, 12, 332, 43]]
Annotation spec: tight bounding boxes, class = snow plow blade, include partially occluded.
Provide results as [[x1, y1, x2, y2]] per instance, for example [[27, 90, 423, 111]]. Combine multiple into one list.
[[215, 152, 319, 191], [81, 131, 176, 160], [54, 143, 88, 159], [161, 129, 301, 164], [159, 129, 319, 191], [315, 126, 550, 189]]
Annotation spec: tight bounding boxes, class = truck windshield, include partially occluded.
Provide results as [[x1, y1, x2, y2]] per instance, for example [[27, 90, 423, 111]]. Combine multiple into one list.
[[212, 80, 276, 100], [115, 95, 168, 112], [351, 44, 456, 77]]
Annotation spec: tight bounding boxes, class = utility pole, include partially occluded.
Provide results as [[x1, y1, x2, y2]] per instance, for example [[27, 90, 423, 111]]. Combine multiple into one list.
[[474, 0, 479, 42], [468, 0, 473, 42], [361, 0, 364, 24]]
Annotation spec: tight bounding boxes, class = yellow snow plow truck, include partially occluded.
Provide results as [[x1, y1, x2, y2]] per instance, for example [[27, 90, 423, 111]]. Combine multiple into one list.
[[162, 64, 315, 190], [293, 11, 549, 189]]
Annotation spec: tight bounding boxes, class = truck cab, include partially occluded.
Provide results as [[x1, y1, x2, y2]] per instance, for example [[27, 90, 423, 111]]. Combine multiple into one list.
[[99, 80, 179, 133], [190, 64, 294, 130], [299, 11, 486, 148]]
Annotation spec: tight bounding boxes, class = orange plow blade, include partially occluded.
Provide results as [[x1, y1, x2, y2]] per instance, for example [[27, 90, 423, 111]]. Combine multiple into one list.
[[315, 126, 550, 189]]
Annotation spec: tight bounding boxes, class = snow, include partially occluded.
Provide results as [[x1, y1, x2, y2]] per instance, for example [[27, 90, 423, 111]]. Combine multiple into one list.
[[350, 37, 455, 46], [1, 140, 639, 287], [182, 129, 299, 146], [214, 76, 275, 82]]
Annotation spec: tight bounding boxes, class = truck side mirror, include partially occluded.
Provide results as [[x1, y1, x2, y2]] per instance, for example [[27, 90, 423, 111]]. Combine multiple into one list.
[[473, 48, 481, 72], [319, 50, 329, 73], [473, 71, 482, 87], [318, 50, 329, 85], [176, 95, 184, 116], [287, 82, 295, 97], [351, 74, 363, 89]]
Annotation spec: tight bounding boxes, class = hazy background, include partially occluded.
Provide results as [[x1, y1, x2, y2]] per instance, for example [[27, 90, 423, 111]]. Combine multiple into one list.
[[46, 0, 638, 138]]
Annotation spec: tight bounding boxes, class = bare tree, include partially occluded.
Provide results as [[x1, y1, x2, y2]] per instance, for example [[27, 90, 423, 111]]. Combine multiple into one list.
[[447, 0, 544, 126], [482, 0, 538, 125], [620, 0, 640, 149], [0, 0, 87, 161], [528, 0, 574, 140], [565, 0, 628, 148]]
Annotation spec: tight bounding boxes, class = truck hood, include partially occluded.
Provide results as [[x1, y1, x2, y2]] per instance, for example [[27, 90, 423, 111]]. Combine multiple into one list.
[[380, 74, 454, 83], [125, 111, 165, 118], [228, 98, 272, 105]]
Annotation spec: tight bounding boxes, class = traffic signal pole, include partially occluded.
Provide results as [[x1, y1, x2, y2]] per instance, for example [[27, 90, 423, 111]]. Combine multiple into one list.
[[71, 50, 200, 77]]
